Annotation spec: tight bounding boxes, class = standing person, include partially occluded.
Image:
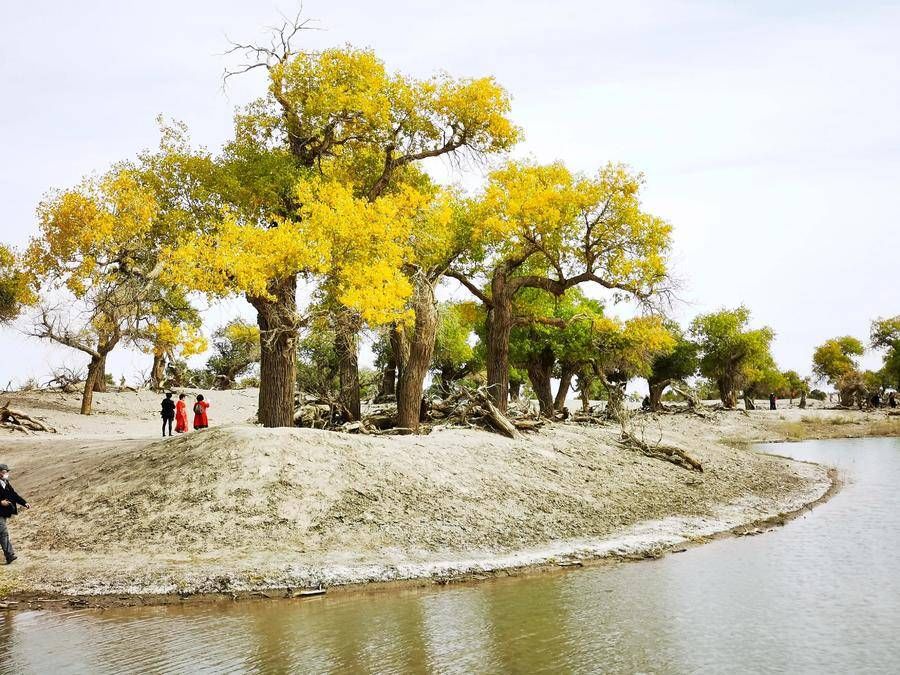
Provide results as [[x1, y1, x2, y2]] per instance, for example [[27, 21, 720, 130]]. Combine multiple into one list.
[[0, 463, 29, 564], [160, 392, 176, 437], [175, 393, 189, 433], [193, 394, 210, 430], [769, 392, 777, 410]]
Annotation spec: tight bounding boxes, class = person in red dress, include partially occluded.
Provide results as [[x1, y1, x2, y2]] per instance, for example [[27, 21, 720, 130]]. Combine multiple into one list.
[[193, 394, 210, 430], [175, 394, 189, 433]]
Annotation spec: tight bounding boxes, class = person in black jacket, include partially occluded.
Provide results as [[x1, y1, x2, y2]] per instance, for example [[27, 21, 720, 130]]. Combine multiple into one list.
[[161, 392, 176, 437], [0, 463, 29, 564]]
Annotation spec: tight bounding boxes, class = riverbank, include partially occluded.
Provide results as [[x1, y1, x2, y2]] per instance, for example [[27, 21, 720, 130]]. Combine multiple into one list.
[[0, 389, 895, 608]]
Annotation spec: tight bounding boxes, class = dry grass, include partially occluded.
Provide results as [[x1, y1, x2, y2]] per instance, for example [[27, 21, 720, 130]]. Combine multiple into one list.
[[779, 415, 900, 441]]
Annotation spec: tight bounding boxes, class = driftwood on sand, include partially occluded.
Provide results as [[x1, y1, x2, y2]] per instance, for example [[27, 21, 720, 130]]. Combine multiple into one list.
[[1, 400, 56, 434], [428, 386, 545, 439], [619, 429, 703, 472], [298, 386, 546, 439]]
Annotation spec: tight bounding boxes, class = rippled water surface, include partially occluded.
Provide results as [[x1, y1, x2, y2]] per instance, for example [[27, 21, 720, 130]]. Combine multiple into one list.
[[3, 437, 900, 673]]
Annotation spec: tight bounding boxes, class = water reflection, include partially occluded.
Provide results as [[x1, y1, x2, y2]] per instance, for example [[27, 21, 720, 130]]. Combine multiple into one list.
[[3, 437, 900, 673]]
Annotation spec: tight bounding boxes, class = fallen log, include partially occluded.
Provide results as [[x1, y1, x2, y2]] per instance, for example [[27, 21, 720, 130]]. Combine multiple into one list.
[[1, 401, 56, 433], [480, 396, 521, 439], [619, 430, 703, 472], [669, 386, 713, 418], [512, 419, 546, 432], [1, 422, 30, 434]]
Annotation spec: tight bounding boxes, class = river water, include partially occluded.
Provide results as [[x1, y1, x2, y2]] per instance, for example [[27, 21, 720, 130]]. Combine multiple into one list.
[[2, 437, 899, 674]]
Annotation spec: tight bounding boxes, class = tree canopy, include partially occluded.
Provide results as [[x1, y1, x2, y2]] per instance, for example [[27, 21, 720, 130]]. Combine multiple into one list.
[[450, 160, 672, 410], [690, 307, 775, 408], [645, 321, 698, 410], [812, 335, 869, 406], [0, 245, 33, 324]]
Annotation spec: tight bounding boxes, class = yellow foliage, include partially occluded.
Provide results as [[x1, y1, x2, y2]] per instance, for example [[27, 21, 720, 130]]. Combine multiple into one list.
[[475, 161, 579, 245], [595, 315, 676, 378], [164, 175, 443, 327], [296, 178, 429, 326], [224, 321, 260, 345], [144, 318, 208, 358], [0, 245, 36, 319], [162, 213, 329, 300], [270, 47, 392, 140], [266, 47, 518, 161], [471, 161, 671, 295], [29, 170, 160, 296]]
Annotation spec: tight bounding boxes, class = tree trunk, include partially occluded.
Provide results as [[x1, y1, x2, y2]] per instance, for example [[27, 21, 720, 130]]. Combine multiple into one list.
[[379, 354, 396, 399], [437, 366, 454, 398], [396, 276, 439, 432], [526, 347, 555, 419], [718, 377, 737, 408], [648, 380, 669, 411], [554, 364, 574, 411], [744, 393, 756, 410], [509, 379, 522, 402], [92, 354, 108, 393], [150, 353, 165, 392], [603, 377, 626, 421], [576, 372, 592, 412], [839, 388, 854, 407], [81, 355, 105, 415], [485, 281, 513, 412], [251, 275, 298, 428], [335, 311, 362, 421], [799, 390, 807, 409]]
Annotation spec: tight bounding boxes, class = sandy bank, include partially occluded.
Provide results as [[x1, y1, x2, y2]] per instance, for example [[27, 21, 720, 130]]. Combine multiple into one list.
[[0, 389, 895, 605]]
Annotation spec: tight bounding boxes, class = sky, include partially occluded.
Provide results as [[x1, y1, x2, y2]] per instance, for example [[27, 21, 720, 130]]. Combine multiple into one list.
[[1, 0, 898, 388]]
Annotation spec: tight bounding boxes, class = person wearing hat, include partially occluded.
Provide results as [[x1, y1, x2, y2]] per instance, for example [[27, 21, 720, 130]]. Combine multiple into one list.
[[0, 463, 29, 564]]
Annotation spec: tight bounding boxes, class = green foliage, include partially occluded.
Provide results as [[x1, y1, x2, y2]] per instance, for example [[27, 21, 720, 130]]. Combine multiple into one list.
[[647, 321, 698, 387], [433, 302, 479, 372], [871, 316, 900, 389], [297, 322, 339, 399], [871, 316, 900, 350], [812, 336, 865, 386], [863, 369, 888, 394], [694, 378, 722, 401], [690, 306, 775, 406], [358, 367, 381, 402], [508, 288, 604, 372], [206, 319, 261, 389], [782, 370, 809, 398], [744, 367, 789, 399], [165, 359, 216, 390], [431, 301, 483, 394], [808, 389, 828, 401]]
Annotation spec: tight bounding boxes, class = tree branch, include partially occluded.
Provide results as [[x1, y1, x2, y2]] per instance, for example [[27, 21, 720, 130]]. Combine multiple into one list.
[[445, 271, 492, 307]]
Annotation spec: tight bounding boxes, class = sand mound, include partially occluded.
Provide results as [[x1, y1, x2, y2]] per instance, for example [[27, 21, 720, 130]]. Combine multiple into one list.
[[17, 421, 818, 560]]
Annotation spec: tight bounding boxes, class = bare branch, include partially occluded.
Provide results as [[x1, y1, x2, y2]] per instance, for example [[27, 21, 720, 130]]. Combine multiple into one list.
[[445, 271, 492, 307], [222, 7, 320, 85]]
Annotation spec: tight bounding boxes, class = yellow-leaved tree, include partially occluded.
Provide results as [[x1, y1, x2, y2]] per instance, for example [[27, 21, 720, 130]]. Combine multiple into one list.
[[588, 316, 676, 420], [25, 168, 192, 413], [158, 25, 518, 427], [136, 316, 208, 391], [0, 244, 35, 324], [448, 161, 672, 411]]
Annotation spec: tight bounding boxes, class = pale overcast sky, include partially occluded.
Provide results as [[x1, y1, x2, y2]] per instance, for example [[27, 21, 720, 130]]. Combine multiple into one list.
[[1, 0, 898, 386]]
